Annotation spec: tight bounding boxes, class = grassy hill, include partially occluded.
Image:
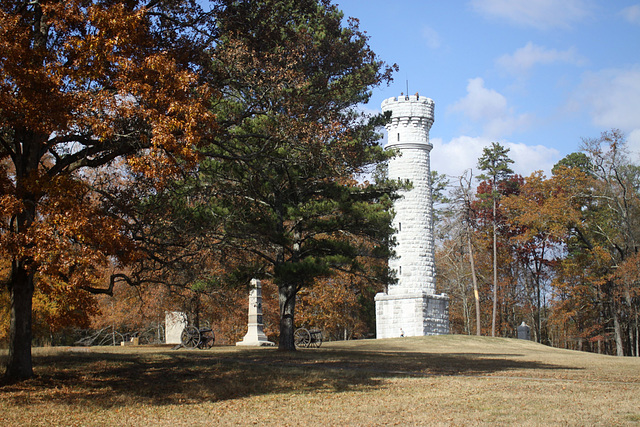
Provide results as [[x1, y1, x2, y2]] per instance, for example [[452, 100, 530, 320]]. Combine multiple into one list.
[[2, 335, 639, 425]]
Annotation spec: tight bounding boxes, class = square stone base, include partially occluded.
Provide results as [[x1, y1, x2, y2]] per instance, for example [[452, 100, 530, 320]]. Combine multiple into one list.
[[236, 323, 275, 347], [375, 292, 449, 338]]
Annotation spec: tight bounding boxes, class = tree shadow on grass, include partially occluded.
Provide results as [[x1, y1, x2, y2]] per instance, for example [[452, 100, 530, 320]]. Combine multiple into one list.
[[0, 347, 579, 408]]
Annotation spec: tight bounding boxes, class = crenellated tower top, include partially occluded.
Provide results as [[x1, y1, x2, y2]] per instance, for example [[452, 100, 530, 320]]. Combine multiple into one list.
[[382, 94, 435, 151]]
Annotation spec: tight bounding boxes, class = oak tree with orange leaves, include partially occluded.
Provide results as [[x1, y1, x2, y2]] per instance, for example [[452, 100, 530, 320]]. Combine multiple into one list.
[[0, 0, 215, 381], [502, 169, 583, 342], [556, 131, 640, 355]]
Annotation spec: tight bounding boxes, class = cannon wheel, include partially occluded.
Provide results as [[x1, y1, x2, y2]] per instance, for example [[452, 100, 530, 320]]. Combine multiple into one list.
[[310, 330, 323, 348], [181, 325, 201, 348], [199, 328, 215, 349], [294, 328, 311, 348]]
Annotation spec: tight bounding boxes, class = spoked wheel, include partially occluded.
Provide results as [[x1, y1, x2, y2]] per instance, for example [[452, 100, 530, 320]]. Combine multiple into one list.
[[310, 330, 323, 348], [199, 328, 215, 349], [294, 328, 311, 348], [181, 326, 201, 349]]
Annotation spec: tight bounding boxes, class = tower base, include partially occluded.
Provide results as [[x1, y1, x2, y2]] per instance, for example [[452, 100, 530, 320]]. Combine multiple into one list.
[[375, 292, 449, 338]]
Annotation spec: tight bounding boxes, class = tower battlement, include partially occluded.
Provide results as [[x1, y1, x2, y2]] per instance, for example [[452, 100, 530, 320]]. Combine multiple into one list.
[[382, 95, 434, 149], [381, 95, 434, 118], [381, 94, 434, 106]]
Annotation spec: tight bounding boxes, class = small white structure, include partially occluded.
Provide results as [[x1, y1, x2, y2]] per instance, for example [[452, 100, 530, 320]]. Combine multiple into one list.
[[517, 321, 531, 340], [165, 311, 187, 344], [375, 94, 449, 338], [236, 279, 275, 346]]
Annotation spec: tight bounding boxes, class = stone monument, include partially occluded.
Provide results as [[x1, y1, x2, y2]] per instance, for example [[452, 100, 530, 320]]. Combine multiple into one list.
[[236, 279, 275, 346], [165, 311, 187, 345], [375, 93, 450, 338], [517, 322, 531, 340]]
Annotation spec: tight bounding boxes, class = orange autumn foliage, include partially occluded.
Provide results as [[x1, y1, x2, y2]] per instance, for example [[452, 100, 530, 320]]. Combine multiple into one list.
[[1, 0, 216, 378]]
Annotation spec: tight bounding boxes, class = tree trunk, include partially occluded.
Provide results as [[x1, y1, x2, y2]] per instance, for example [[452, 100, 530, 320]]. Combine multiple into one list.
[[278, 282, 297, 351], [636, 311, 640, 357], [460, 285, 470, 335], [536, 278, 541, 343], [613, 305, 624, 356], [634, 307, 640, 357], [5, 260, 35, 381], [491, 198, 498, 337], [467, 235, 481, 336], [4, 177, 38, 382]]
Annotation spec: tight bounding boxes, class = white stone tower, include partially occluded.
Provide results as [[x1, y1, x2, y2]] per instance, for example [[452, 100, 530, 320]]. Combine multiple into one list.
[[375, 94, 449, 338]]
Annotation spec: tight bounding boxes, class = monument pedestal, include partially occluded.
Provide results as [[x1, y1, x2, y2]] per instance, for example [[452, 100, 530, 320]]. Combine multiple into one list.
[[236, 324, 274, 346], [236, 279, 275, 347], [375, 292, 449, 338]]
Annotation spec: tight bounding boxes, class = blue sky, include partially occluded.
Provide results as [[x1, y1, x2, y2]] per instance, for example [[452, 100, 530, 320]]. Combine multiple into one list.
[[336, 0, 640, 179]]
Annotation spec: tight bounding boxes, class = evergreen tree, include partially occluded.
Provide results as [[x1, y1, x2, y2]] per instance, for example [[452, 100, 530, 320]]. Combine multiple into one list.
[[204, 0, 397, 350], [125, 0, 399, 350], [477, 142, 515, 336]]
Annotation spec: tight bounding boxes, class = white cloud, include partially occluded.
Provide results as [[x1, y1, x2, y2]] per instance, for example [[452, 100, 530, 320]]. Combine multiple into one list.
[[573, 67, 640, 130], [505, 140, 560, 176], [431, 136, 486, 178], [568, 66, 640, 163], [497, 42, 586, 75], [421, 26, 442, 49], [621, 5, 640, 25], [627, 129, 640, 157], [448, 77, 533, 138], [470, 0, 593, 30], [484, 114, 533, 139], [431, 136, 559, 179], [450, 78, 506, 121]]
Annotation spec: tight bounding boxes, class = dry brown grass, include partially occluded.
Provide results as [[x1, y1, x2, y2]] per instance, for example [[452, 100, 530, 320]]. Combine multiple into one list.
[[1, 335, 639, 426]]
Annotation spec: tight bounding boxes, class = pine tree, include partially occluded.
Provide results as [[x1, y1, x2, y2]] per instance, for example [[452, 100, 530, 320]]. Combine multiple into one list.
[[477, 142, 514, 337]]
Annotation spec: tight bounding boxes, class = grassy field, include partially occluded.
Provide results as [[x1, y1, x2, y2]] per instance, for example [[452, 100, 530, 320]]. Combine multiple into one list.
[[1, 335, 639, 426]]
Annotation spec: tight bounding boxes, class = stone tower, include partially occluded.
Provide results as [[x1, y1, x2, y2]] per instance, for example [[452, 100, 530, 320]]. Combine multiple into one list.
[[375, 94, 449, 338]]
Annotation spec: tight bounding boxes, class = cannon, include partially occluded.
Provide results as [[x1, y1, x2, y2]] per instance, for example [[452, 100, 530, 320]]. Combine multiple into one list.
[[180, 325, 215, 349], [294, 327, 323, 348]]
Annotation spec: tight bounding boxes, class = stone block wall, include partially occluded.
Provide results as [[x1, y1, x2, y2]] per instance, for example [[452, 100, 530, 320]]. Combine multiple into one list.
[[387, 146, 435, 295], [383, 95, 436, 297], [375, 292, 449, 338]]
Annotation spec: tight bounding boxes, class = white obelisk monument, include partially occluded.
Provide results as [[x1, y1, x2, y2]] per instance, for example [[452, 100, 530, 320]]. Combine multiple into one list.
[[375, 93, 449, 338], [236, 279, 275, 346]]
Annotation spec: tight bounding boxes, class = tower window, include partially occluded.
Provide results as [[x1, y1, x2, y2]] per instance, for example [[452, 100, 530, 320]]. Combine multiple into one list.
[[399, 266, 402, 275], [398, 222, 401, 231], [397, 133, 400, 141]]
